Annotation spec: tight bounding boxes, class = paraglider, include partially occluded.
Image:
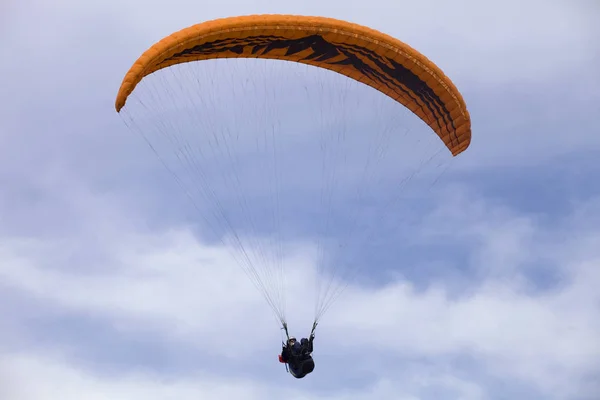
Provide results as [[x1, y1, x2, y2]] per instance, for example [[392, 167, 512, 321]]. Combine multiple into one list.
[[279, 334, 316, 379], [115, 14, 471, 378], [115, 14, 470, 155]]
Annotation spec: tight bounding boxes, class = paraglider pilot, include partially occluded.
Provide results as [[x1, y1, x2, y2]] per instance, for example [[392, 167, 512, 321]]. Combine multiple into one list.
[[278, 334, 315, 378]]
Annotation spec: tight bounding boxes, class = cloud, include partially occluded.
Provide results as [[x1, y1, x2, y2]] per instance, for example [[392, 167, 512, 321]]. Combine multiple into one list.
[[3, 0, 598, 183], [0, 352, 493, 400], [0, 353, 276, 400], [1, 182, 599, 399], [2, 1, 600, 399]]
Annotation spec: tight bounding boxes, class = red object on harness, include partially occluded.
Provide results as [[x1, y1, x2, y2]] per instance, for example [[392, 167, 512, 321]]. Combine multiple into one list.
[[278, 354, 285, 363]]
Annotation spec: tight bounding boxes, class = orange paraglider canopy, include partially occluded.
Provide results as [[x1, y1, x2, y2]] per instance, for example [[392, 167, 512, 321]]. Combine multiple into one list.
[[115, 14, 471, 155]]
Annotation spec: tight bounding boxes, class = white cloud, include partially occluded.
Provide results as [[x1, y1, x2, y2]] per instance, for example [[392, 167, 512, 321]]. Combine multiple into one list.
[[3, 0, 596, 98], [0, 353, 273, 400], [2, 0, 598, 178], [1, 352, 492, 400], [1, 185, 599, 399], [2, 1, 599, 399]]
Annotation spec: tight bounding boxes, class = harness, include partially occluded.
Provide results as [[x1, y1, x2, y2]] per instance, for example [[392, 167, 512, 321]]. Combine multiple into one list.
[[280, 321, 318, 375]]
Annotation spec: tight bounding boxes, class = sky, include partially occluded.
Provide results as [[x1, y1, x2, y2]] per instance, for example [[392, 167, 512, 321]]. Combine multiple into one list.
[[1, 0, 600, 399]]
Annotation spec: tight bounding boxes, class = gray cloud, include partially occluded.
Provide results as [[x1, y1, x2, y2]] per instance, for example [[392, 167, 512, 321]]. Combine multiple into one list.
[[2, 1, 600, 399], [1, 186, 599, 399]]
